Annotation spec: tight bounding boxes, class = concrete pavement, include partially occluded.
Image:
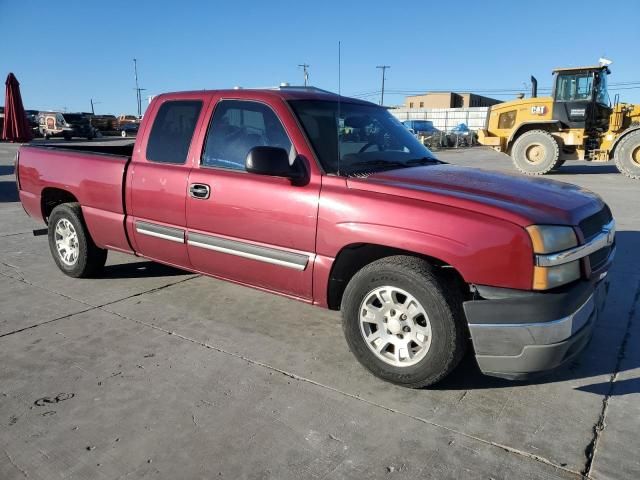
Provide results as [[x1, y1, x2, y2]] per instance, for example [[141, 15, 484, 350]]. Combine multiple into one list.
[[0, 140, 638, 479]]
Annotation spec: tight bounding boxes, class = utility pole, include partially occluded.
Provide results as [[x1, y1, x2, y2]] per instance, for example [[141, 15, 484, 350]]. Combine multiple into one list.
[[298, 63, 310, 86], [90, 99, 102, 115], [376, 65, 390, 106], [133, 58, 146, 118]]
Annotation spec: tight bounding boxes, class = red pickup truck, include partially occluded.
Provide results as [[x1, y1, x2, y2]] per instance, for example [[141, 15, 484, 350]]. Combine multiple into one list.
[[16, 87, 615, 387]]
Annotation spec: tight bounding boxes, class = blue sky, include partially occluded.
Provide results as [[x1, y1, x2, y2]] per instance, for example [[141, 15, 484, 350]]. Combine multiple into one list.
[[2, 0, 639, 115]]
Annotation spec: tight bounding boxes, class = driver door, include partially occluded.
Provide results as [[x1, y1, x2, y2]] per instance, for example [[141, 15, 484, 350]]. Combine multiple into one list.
[[185, 96, 321, 300]]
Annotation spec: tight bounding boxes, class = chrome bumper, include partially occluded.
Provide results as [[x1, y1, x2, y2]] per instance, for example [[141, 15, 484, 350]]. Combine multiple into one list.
[[468, 280, 608, 380]]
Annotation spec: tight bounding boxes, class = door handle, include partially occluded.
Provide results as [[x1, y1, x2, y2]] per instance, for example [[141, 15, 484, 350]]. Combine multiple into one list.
[[189, 183, 211, 199]]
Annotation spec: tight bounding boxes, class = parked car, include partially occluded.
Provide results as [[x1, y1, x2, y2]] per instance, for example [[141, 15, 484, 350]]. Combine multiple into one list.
[[117, 114, 139, 127], [119, 122, 139, 138], [91, 115, 118, 133], [62, 113, 97, 140], [402, 119, 439, 135], [37, 112, 96, 140], [447, 123, 476, 147], [16, 87, 614, 387], [25, 110, 40, 136]]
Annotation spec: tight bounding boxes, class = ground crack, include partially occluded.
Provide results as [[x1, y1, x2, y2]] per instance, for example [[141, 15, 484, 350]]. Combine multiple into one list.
[[582, 279, 640, 478], [0, 271, 200, 338]]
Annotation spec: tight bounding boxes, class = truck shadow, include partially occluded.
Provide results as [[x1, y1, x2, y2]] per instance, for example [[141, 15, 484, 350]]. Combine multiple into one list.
[[0, 180, 18, 202], [100, 260, 188, 279], [436, 230, 640, 394], [0, 165, 15, 176]]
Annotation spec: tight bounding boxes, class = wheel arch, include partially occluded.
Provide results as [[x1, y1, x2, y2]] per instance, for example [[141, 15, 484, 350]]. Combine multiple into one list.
[[609, 126, 640, 158], [507, 121, 559, 153], [326, 243, 468, 310], [41, 187, 79, 223]]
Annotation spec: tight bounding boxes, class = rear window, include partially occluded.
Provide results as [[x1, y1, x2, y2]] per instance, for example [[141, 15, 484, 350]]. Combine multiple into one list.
[[146, 100, 202, 164]]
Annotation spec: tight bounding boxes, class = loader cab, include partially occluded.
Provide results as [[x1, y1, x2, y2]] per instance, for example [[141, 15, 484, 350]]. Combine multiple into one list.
[[552, 66, 611, 131]]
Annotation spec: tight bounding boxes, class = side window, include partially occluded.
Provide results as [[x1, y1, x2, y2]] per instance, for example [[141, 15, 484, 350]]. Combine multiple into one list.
[[202, 100, 292, 170], [146, 100, 203, 164]]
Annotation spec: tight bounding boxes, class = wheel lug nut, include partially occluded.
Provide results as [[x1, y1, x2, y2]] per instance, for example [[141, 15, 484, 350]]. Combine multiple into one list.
[[403, 326, 410, 332], [401, 314, 407, 320], [397, 334, 403, 339], [390, 309, 396, 316]]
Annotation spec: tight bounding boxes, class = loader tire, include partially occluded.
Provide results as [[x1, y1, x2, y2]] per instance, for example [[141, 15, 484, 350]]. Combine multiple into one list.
[[511, 130, 561, 175], [614, 130, 640, 180]]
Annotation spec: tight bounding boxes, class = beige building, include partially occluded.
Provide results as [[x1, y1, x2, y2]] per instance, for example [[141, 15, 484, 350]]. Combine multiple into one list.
[[405, 92, 501, 109]]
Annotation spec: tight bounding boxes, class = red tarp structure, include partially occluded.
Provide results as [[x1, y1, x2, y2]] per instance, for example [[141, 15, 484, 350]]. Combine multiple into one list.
[[2, 73, 33, 143]]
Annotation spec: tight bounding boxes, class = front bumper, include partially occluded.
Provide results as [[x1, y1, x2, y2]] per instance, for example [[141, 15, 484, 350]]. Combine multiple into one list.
[[464, 278, 609, 380]]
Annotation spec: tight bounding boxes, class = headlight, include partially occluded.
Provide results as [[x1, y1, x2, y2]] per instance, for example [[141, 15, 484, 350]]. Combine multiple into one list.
[[527, 225, 580, 289], [533, 262, 581, 290], [526, 225, 578, 254]]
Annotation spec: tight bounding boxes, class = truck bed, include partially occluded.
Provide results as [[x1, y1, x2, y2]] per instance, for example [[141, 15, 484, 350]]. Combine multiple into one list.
[[17, 143, 134, 254], [31, 142, 135, 157]]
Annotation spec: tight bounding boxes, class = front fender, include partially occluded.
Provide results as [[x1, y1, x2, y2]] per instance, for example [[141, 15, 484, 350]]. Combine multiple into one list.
[[322, 219, 532, 290]]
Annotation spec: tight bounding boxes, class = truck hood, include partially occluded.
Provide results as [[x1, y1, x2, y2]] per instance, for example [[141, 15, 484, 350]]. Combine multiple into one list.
[[346, 165, 604, 227]]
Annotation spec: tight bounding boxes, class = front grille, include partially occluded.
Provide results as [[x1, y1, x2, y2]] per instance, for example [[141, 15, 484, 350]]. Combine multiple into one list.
[[589, 244, 613, 271], [579, 205, 612, 241]]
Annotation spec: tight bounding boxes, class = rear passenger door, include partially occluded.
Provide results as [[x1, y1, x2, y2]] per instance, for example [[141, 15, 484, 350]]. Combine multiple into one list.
[[185, 97, 321, 300], [127, 97, 206, 268]]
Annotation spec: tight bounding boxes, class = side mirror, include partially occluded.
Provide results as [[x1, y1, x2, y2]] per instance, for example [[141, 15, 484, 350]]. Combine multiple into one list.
[[245, 146, 304, 180]]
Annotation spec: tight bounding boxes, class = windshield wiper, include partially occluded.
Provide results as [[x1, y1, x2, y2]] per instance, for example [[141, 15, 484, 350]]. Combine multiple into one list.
[[406, 157, 443, 165], [349, 159, 406, 168]]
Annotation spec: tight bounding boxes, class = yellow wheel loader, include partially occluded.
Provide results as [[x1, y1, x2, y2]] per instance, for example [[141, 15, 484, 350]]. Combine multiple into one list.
[[477, 65, 640, 179]]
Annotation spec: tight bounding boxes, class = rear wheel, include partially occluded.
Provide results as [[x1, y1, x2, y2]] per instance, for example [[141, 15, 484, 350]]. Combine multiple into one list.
[[614, 130, 640, 179], [48, 203, 107, 277], [511, 130, 561, 175], [341, 256, 466, 388], [121, 130, 128, 138]]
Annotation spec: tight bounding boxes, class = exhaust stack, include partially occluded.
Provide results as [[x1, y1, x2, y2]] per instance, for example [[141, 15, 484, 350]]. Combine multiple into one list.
[[530, 76, 538, 98]]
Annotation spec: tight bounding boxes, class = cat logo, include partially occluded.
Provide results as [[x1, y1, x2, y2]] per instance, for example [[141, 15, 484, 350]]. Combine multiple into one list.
[[530, 106, 546, 115]]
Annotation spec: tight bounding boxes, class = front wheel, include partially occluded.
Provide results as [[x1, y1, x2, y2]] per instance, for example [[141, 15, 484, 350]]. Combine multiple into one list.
[[614, 130, 640, 179], [341, 256, 466, 388], [48, 203, 107, 277], [511, 130, 561, 175]]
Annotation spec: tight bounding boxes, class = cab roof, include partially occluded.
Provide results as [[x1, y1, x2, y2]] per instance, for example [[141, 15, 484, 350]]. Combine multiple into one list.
[[552, 65, 611, 74], [154, 86, 375, 105]]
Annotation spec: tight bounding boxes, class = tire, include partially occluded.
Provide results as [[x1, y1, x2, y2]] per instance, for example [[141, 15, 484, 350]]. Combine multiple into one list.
[[48, 203, 107, 278], [614, 130, 640, 179], [121, 130, 127, 138], [341, 256, 466, 388], [511, 130, 561, 175]]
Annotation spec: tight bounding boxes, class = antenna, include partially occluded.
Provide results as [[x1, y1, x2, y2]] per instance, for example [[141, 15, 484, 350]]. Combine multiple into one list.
[[298, 63, 310, 86], [337, 41, 342, 176]]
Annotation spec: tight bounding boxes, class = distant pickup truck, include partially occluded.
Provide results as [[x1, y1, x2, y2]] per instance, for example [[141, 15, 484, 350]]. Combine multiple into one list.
[[16, 87, 615, 387]]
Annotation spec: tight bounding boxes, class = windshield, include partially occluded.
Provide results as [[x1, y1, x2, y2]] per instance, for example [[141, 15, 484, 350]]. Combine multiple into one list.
[[596, 72, 610, 106], [289, 100, 439, 176], [555, 73, 594, 102]]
